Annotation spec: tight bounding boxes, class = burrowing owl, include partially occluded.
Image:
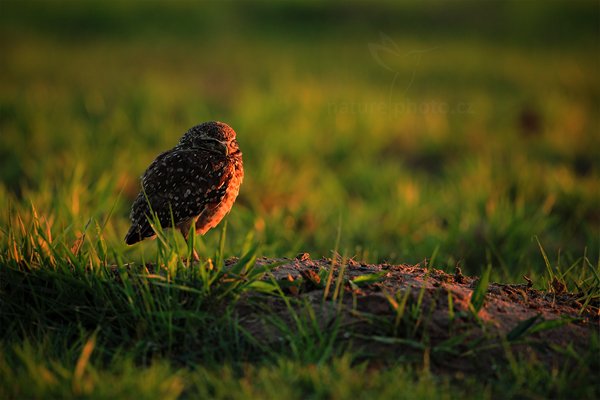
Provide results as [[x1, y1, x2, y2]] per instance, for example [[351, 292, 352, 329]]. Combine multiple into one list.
[[125, 121, 243, 258]]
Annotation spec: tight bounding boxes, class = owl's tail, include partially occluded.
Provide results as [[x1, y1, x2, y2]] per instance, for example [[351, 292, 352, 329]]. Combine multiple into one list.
[[124, 225, 143, 245], [125, 220, 158, 245], [126, 221, 158, 245]]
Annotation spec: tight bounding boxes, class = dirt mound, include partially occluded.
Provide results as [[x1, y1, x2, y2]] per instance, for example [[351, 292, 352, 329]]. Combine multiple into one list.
[[234, 255, 598, 375]]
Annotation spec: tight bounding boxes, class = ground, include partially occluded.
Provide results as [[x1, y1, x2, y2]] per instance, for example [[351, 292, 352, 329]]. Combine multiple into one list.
[[232, 255, 597, 377]]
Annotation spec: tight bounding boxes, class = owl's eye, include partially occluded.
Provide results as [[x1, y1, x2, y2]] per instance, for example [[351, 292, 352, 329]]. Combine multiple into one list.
[[192, 135, 208, 147]]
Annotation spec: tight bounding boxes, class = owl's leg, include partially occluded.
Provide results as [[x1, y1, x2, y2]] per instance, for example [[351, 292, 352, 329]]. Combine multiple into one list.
[[191, 247, 200, 262], [181, 230, 200, 262], [178, 219, 200, 262]]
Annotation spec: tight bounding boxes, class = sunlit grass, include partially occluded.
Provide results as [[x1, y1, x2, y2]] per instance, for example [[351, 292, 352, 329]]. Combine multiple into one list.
[[1, 30, 597, 277]]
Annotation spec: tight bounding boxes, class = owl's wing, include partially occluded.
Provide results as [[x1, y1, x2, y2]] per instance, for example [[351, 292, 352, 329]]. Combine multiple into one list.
[[126, 148, 230, 244]]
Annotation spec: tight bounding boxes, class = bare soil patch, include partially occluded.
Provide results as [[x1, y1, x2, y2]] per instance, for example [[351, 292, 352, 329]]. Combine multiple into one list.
[[233, 255, 598, 375]]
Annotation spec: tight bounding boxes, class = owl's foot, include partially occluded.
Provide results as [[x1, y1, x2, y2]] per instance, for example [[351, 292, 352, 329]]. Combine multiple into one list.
[[192, 248, 200, 262], [182, 247, 200, 264]]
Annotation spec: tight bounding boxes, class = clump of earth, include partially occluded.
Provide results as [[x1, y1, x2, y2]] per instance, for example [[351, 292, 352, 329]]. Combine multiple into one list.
[[231, 254, 598, 375]]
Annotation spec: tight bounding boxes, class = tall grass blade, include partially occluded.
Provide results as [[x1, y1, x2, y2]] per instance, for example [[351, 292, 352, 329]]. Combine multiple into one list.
[[507, 314, 541, 341], [535, 236, 554, 283], [470, 265, 491, 313]]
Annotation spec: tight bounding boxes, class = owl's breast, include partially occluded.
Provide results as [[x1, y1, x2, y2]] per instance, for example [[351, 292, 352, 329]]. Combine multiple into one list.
[[221, 157, 244, 207], [194, 155, 243, 234]]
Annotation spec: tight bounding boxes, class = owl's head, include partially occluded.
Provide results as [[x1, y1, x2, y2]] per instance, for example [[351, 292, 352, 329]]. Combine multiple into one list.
[[178, 121, 239, 156]]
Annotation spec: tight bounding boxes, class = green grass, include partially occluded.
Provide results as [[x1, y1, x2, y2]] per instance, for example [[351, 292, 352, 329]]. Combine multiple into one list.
[[1, 1, 599, 398]]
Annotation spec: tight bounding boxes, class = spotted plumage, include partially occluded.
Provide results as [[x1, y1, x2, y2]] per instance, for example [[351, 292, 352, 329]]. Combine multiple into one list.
[[125, 121, 243, 254]]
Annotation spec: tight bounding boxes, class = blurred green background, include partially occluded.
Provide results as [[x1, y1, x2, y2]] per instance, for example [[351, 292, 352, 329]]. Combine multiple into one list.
[[1, 1, 598, 279]]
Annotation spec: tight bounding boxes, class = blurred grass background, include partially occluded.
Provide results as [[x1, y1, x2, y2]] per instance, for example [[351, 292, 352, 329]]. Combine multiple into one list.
[[0, 0, 598, 280]]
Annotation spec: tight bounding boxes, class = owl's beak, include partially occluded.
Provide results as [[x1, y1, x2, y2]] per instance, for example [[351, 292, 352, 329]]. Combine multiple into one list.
[[205, 138, 229, 156]]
